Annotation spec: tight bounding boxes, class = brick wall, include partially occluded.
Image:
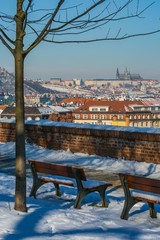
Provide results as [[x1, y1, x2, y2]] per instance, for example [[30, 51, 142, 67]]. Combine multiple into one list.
[[0, 120, 160, 163]]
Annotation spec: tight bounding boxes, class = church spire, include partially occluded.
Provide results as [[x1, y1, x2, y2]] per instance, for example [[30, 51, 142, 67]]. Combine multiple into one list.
[[116, 68, 120, 79]]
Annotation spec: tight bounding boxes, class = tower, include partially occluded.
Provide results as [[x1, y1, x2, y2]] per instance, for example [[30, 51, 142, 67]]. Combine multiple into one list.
[[116, 68, 120, 79]]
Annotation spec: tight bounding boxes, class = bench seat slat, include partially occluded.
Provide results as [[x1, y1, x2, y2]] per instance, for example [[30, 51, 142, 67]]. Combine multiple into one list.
[[128, 182, 160, 194], [120, 173, 160, 184], [35, 166, 74, 178], [127, 177, 160, 188]]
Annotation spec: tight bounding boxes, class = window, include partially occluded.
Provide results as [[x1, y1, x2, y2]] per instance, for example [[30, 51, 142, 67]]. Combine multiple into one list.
[[91, 114, 98, 119], [27, 117, 32, 120], [100, 114, 106, 119], [83, 114, 88, 119], [109, 114, 114, 120], [75, 114, 80, 119], [100, 108, 106, 112], [91, 108, 98, 111], [118, 114, 123, 120]]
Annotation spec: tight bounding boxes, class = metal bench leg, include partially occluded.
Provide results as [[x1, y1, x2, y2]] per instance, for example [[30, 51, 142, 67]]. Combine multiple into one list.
[[148, 203, 157, 218], [98, 188, 108, 207], [30, 178, 44, 198], [54, 183, 61, 197], [74, 190, 86, 209], [121, 197, 138, 220], [30, 185, 37, 198]]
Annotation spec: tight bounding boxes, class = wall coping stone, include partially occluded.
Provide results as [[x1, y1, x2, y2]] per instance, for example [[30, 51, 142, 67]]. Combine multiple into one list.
[[0, 119, 160, 135]]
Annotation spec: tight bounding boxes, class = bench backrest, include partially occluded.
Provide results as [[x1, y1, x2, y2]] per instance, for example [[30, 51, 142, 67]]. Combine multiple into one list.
[[119, 173, 160, 194], [28, 160, 87, 181]]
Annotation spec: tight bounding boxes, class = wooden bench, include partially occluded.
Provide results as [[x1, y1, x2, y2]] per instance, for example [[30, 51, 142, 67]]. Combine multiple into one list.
[[28, 160, 112, 209], [119, 173, 160, 220]]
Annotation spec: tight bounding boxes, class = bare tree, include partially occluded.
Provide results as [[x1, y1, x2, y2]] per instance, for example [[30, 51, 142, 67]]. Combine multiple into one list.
[[0, 0, 159, 212]]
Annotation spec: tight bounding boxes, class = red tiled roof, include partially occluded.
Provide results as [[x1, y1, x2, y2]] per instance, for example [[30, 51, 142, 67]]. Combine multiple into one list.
[[57, 98, 94, 105], [73, 100, 144, 113], [141, 99, 160, 106], [0, 105, 7, 111]]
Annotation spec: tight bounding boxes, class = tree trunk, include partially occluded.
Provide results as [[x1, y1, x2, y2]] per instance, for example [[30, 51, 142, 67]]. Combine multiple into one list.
[[14, 52, 27, 212], [14, 0, 27, 212]]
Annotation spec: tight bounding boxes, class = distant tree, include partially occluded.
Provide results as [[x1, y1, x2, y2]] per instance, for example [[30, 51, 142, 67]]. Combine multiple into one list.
[[68, 83, 73, 87], [0, 0, 159, 212]]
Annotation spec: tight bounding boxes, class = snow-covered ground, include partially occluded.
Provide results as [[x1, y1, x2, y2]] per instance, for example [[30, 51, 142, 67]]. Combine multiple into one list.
[[0, 142, 160, 240]]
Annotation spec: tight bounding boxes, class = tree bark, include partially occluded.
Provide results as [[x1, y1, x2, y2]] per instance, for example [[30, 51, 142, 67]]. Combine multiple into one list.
[[14, 52, 27, 212], [14, 0, 27, 212]]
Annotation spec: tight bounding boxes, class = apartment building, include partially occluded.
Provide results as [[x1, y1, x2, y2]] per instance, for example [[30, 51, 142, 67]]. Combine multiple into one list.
[[72, 99, 160, 128], [1, 106, 41, 120], [24, 95, 40, 105]]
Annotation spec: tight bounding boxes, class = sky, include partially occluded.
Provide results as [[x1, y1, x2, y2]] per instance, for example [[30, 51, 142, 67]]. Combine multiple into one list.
[[0, 141, 160, 240], [0, 0, 160, 81]]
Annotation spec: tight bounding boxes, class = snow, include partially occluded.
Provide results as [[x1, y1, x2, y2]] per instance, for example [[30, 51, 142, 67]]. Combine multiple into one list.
[[0, 142, 160, 240], [80, 179, 110, 188], [131, 190, 160, 202]]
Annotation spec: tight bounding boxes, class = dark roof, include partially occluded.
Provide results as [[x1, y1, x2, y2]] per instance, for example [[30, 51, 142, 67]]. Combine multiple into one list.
[[1, 106, 41, 115]]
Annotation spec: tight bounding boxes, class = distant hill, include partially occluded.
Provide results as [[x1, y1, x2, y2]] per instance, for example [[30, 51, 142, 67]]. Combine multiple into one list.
[[0, 67, 60, 95], [24, 80, 60, 94]]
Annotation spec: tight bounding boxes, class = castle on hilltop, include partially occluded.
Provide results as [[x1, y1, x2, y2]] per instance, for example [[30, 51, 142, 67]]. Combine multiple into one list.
[[116, 68, 143, 80]]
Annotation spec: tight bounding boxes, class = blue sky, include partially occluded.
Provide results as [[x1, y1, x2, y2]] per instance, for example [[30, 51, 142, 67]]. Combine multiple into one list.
[[0, 0, 160, 80]]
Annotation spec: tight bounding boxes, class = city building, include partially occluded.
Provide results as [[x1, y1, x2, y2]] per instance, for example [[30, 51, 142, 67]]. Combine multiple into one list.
[[24, 95, 40, 105], [72, 99, 160, 128], [1, 106, 42, 120], [116, 68, 142, 80], [57, 97, 94, 108]]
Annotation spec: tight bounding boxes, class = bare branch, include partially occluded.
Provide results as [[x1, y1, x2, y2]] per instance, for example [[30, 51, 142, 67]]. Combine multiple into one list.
[[106, 28, 110, 38], [115, 28, 122, 39], [0, 12, 15, 54], [0, 35, 14, 54], [42, 29, 160, 44], [38, 0, 136, 40], [0, 28, 15, 45], [24, 0, 65, 55], [24, 0, 106, 55], [23, 0, 34, 31], [136, 1, 155, 16], [0, 0, 158, 56], [136, 0, 140, 15]]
